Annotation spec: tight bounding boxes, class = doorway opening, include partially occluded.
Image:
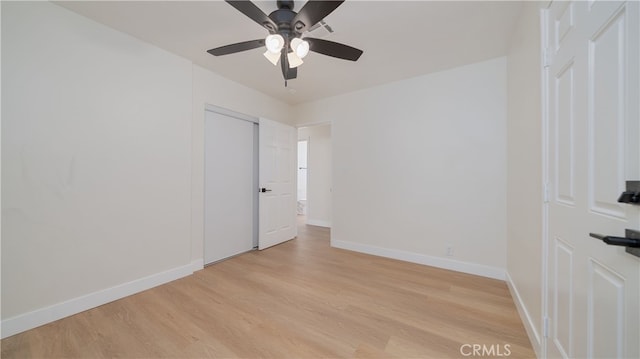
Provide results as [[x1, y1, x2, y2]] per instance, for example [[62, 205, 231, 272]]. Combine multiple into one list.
[[297, 140, 308, 217], [297, 124, 332, 228]]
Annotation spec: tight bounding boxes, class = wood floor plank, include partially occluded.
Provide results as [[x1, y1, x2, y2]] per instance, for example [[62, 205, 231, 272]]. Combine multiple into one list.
[[1, 220, 535, 358]]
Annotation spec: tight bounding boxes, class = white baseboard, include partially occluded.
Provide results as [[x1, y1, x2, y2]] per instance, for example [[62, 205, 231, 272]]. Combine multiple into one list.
[[331, 239, 505, 280], [191, 258, 204, 272], [1, 263, 194, 339], [306, 219, 331, 228], [506, 271, 542, 358]]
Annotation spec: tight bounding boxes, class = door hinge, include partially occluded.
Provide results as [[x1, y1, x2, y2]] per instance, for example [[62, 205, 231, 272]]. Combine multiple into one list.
[[543, 316, 550, 338], [543, 47, 553, 68]]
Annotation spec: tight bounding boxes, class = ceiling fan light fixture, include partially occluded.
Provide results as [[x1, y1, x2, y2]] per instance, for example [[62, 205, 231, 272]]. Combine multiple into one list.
[[207, 0, 364, 84], [265, 34, 284, 53], [263, 50, 280, 66], [290, 37, 310, 59], [287, 51, 304, 68]]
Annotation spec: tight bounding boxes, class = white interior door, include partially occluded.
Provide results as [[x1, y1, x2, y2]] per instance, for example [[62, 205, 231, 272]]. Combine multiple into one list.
[[259, 118, 297, 249], [546, 1, 639, 358], [204, 111, 256, 264]]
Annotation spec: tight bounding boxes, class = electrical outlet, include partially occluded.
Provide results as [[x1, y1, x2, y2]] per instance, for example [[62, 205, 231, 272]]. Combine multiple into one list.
[[446, 245, 454, 257]]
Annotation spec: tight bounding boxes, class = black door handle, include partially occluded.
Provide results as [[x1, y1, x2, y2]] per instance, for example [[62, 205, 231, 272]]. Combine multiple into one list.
[[618, 191, 640, 204], [618, 180, 640, 205], [260, 188, 272, 193], [590, 231, 640, 248]]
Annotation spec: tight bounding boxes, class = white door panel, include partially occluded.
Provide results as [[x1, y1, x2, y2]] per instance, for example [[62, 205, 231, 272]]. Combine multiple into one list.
[[546, 1, 639, 358], [204, 111, 256, 264], [259, 118, 297, 249]]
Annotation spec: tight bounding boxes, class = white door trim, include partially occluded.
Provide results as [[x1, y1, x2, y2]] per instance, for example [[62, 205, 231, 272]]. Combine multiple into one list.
[[205, 104, 258, 124], [295, 119, 332, 129], [541, 4, 551, 359]]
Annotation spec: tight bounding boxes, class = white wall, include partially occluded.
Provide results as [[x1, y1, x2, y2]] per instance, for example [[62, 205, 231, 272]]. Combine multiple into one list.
[[506, 2, 544, 356], [2, 0, 192, 322], [1, 1, 293, 337], [298, 125, 332, 227], [294, 57, 508, 279]]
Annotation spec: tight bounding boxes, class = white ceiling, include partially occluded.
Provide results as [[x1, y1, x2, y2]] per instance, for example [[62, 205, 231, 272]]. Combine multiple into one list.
[[55, 1, 523, 105]]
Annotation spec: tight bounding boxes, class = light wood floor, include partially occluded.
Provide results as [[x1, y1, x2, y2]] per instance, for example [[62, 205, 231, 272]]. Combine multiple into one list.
[[2, 219, 535, 358]]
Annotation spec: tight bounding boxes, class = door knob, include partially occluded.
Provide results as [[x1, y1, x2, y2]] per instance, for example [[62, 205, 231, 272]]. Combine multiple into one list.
[[260, 188, 272, 193]]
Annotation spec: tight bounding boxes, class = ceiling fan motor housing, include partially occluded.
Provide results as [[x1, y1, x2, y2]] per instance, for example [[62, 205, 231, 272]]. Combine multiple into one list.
[[268, 8, 300, 44], [276, 0, 294, 10]]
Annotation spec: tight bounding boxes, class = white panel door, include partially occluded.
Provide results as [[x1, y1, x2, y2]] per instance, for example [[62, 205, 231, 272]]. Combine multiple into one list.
[[546, 1, 639, 358], [204, 111, 256, 264], [259, 118, 297, 249]]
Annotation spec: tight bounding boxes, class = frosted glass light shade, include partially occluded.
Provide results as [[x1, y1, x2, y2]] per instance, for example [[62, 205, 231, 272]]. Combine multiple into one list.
[[290, 38, 310, 58], [265, 34, 284, 53], [287, 52, 304, 68], [263, 50, 280, 66]]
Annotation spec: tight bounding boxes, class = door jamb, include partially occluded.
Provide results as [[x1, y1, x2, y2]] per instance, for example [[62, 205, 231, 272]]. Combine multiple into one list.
[[540, 4, 551, 358], [296, 121, 332, 228], [205, 104, 258, 123]]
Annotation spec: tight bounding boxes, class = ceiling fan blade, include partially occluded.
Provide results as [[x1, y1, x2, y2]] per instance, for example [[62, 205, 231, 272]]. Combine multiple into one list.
[[280, 51, 297, 80], [305, 37, 363, 61], [291, 0, 344, 34], [226, 0, 277, 32], [207, 39, 265, 56]]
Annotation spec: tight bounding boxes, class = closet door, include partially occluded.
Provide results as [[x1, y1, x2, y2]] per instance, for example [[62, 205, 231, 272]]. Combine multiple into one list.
[[204, 110, 256, 264]]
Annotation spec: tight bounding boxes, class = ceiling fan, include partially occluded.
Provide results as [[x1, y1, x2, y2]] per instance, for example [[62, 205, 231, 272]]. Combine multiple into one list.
[[207, 0, 363, 85]]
